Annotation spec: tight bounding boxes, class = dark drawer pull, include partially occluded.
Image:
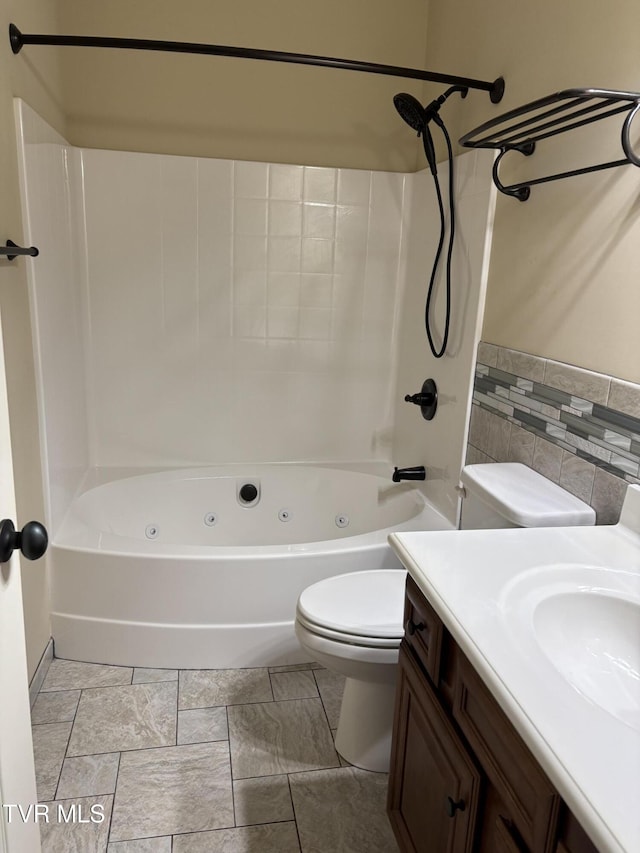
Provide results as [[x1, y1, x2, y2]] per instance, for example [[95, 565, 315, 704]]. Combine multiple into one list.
[[406, 619, 425, 636], [446, 796, 465, 818]]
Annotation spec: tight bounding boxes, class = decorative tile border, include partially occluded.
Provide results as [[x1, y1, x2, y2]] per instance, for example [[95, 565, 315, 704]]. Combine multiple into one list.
[[467, 343, 640, 523]]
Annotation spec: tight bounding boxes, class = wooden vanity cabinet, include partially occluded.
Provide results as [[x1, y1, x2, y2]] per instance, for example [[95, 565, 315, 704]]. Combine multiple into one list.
[[388, 576, 599, 853]]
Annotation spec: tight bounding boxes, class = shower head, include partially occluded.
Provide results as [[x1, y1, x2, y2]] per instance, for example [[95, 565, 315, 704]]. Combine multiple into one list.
[[393, 93, 427, 133], [393, 92, 437, 175], [394, 86, 469, 176], [394, 86, 469, 130]]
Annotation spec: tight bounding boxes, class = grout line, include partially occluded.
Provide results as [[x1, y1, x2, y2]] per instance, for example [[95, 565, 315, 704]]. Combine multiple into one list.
[[288, 773, 304, 853], [174, 677, 179, 747], [105, 753, 121, 845], [51, 714, 75, 801], [228, 703, 237, 826], [226, 705, 234, 786]]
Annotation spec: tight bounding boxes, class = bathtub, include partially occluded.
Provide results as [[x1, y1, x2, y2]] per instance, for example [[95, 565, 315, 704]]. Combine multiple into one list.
[[50, 464, 452, 669]]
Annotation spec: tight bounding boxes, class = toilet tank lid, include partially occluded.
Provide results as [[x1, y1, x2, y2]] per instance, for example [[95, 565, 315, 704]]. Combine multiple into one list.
[[460, 463, 596, 527]]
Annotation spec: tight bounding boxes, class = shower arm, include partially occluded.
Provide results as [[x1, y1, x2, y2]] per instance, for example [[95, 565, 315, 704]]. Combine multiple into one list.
[[8, 24, 504, 104]]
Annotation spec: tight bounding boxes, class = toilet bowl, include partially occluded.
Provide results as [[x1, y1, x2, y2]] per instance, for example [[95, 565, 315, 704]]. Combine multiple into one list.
[[294, 569, 406, 773]]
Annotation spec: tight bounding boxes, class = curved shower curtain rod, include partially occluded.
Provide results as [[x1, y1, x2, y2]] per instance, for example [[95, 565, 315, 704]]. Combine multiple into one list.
[[9, 23, 505, 104]]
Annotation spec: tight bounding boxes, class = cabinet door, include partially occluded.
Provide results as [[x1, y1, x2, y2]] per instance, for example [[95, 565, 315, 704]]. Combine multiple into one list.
[[388, 643, 481, 853]]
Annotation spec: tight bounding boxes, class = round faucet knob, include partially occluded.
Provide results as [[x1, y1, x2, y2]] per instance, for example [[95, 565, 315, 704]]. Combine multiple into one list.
[[403, 379, 438, 420]]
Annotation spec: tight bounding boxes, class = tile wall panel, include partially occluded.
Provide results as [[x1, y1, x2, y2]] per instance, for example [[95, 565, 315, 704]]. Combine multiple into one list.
[[468, 343, 640, 523], [80, 152, 407, 467]]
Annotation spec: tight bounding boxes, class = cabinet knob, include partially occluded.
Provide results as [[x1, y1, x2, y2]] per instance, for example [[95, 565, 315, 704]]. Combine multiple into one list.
[[405, 619, 425, 636], [446, 796, 465, 818]]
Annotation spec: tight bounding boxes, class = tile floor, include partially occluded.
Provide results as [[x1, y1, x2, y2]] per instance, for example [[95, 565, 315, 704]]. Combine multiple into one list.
[[31, 658, 400, 852]]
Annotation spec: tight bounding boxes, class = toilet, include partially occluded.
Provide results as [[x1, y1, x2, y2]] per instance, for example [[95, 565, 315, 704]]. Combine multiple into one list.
[[294, 463, 596, 772]]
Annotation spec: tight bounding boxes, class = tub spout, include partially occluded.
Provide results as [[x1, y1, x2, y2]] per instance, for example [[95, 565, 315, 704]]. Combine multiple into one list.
[[392, 466, 426, 483]]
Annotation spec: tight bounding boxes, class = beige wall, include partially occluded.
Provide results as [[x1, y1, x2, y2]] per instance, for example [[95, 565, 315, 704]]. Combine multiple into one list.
[[55, 0, 430, 172], [424, 0, 640, 383], [0, 0, 66, 678]]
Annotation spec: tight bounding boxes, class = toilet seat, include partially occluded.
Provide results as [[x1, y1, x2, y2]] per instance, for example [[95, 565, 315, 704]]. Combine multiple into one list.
[[295, 569, 406, 647], [295, 610, 401, 649]]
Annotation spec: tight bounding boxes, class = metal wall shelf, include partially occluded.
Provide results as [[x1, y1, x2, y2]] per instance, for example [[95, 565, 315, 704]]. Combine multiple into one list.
[[460, 88, 640, 200]]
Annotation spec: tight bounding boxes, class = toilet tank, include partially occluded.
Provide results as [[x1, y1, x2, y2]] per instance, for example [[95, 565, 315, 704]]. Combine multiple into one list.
[[459, 463, 596, 529]]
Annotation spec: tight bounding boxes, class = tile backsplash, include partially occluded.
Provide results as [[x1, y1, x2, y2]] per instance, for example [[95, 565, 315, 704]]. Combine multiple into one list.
[[467, 342, 640, 523]]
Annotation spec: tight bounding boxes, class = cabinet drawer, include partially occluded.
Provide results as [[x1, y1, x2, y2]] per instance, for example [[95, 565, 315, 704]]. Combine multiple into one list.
[[453, 654, 559, 853], [404, 575, 443, 684]]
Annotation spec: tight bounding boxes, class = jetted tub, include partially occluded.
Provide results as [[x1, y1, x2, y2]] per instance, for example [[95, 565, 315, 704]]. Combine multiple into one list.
[[50, 464, 451, 668]]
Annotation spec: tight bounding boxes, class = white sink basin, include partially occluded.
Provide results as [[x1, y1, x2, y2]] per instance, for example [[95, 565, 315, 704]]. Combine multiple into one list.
[[533, 590, 640, 730], [500, 563, 640, 731]]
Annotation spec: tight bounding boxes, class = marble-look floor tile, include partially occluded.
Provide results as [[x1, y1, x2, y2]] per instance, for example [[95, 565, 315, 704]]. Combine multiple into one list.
[[41, 659, 133, 691], [178, 706, 228, 745], [270, 669, 319, 700], [57, 753, 120, 798], [313, 668, 345, 729], [132, 667, 178, 684], [110, 742, 233, 841], [290, 767, 399, 853], [32, 722, 72, 800], [108, 838, 172, 852], [173, 821, 300, 852], [179, 668, 273, 709], [67, 682, 177, 756], [233, 774, 294, 826], [39, 795, 112, 853], [31, 690, 80, 724], [228, 698, 339, 778]]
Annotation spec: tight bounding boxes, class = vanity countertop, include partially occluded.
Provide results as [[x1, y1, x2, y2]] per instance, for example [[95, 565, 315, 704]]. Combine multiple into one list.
[[389, 485, 640, 853]]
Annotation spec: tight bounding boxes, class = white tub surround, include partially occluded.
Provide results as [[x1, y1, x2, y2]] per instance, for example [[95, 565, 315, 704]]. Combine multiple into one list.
[[51, 464, 451, 669], [16, 99, 497, 541], [389, 484, 640, 853]]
